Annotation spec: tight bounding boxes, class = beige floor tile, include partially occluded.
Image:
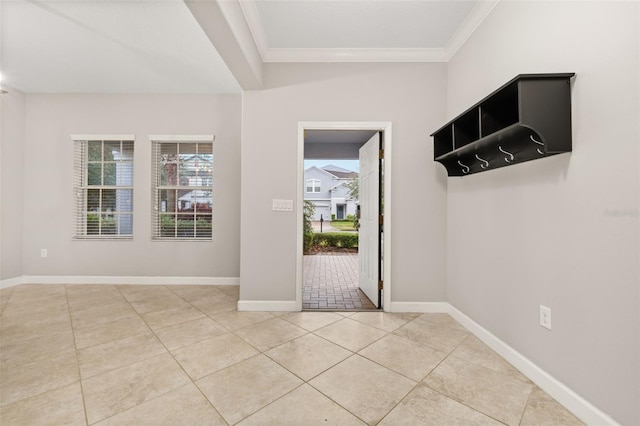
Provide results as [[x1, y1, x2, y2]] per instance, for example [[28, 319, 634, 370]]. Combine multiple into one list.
[[155, 317, 228, 351], [413, 313, 470, 332], [73, 316, 150, 349], [66, 286, 125, 307], [70, 301, 138, 330], [167, 285, 226, 302], [350, 312, 420, 332], [451, 335, 531, 384], [197, 354, 303, 425], [117, 285, 174, 302], [78, 332, 166, 378], [211, 311, 274, 331], [359, 333, 448, 381], [172, 332, 259, 380], [0, 351, 79, 407], [142, 304, 206, 330], [0, 382, 86, 426], [234, 317, 307, 351], [265, 333, 352, 381], [310, 355, 416, 425], [314, 318, 387, 352], [520, 386, 585, 426], [279, 311, 344, 331], [393, 317, 469, 353], [0, 311, 72, 341], [95, 383, 226, 426], [215, 285, 239, 299], [238, 384, 366, 426], [9, 285, 67, 302], [191, 294, 238, 315], [379, 382, 502, 425], [424, 355, 533, 425], [82, 353, 190, 424], [1, 329, 76, 368], [129, 295, 190, 315], [1, 296, 69, 320]]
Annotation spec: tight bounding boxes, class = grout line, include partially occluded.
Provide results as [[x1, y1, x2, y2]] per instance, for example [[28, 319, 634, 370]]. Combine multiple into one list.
[[64, 284, 90, 426]]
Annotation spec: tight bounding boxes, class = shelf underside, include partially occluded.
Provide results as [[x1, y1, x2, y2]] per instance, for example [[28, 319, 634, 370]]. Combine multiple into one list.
[[435, 125, 567, 176]]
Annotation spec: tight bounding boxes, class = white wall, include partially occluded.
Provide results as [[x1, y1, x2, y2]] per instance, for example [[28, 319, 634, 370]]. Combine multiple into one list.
[[446, 2, 639, 424], [241, 63, 447, 302], [0, 87, 26, 280], [21, 94, 241, 279]]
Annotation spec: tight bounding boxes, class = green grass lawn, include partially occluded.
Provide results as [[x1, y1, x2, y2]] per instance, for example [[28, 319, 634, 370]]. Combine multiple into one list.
[[331, 220, 357, 231]]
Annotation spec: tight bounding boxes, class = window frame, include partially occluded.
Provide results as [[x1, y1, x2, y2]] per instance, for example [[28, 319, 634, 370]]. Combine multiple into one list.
[[72, 134, 135, 240], [306, 179, 321, 193], [150, 135, 214, 241]]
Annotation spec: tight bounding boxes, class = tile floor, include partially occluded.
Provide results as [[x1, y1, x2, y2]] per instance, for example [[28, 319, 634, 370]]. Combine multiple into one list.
[[0, 284, 584, 425], [303, 254, 376, 310]]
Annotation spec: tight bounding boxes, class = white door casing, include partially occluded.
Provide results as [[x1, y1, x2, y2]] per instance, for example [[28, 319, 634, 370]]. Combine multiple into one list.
[[358, 133, 380, 306]]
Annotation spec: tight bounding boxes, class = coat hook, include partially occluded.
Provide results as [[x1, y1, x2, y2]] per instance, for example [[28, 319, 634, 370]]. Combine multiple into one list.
[[530, 135, 545, 155], [475, 154, 489, 169], [499, 146, 514, 163], [457, 160, 470, 174]]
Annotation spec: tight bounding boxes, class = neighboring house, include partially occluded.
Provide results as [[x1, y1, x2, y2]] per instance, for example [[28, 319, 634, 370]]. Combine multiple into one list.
[[304, 165, 357, 221]]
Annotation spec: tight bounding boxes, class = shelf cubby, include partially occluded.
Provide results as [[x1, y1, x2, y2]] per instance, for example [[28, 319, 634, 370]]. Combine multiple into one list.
[[431, 73, 575, 177]]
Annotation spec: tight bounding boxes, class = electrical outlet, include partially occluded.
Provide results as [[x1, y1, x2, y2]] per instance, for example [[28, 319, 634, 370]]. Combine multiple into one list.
[[539, 305, 552, 330], [40, 249, 48, 258]]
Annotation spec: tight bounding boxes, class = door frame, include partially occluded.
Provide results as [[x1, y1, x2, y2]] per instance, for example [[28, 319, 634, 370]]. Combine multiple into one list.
[[296, 121, 392, 311]]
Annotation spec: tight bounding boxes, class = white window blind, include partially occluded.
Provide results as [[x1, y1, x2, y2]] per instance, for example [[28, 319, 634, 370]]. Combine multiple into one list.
[[73, 137, 134, 239], [151, 139, 213, 239]]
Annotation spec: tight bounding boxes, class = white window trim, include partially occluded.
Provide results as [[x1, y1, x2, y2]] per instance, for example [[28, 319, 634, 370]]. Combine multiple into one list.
[[148, 135, 214, 142], [306, 179, 321, 193], [150, 136, 214, 241], [72, 135, 135, 240]]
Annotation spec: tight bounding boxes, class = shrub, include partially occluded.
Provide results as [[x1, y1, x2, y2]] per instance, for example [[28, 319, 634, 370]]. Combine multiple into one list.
[[331, 214, 336, 220], [312, 232, 358, 248], [303, 200, 315, 253]]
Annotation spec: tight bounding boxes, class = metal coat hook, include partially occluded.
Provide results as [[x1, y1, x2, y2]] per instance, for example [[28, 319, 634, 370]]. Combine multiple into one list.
[[530, 134, 545, 155], [475, 154, 489, 169], [457, 160, 470, 174], [499, 146, 515, 163]]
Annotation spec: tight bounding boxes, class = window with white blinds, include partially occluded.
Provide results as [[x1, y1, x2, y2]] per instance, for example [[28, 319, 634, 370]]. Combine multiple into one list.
[[73, 136, 134, 239], [151, 136, 213, 240]]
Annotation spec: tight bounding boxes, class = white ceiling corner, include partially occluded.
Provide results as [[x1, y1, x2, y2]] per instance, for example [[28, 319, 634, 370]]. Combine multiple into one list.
[[237, 0, 498, 63]]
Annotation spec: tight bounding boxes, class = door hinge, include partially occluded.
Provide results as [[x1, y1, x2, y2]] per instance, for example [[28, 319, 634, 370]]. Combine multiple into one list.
[[379, 215, 384, 226], [378, 280, 383, 290], [379, 149, 384, 160]]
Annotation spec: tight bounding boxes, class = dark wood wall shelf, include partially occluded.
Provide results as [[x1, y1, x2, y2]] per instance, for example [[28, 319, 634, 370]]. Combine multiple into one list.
[[431, 73, 575, 176]]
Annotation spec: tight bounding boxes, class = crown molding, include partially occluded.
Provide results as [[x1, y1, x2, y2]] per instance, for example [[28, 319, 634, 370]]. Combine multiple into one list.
[[445, 0, 500, 60], [238, 0, 499, 64], [263, 47, 449, 63]]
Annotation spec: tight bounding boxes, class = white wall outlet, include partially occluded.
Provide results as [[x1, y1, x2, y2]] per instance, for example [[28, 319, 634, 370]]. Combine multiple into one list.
[[539, 305, 552, 330], [272, 199, 293, 212], [40, 249, 48, 258]]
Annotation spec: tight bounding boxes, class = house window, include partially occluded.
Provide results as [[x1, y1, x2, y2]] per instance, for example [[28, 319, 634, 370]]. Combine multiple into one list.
[[306, 179, 321, 193], [151, 136, 213, 239], [73, 136, 134, 239]]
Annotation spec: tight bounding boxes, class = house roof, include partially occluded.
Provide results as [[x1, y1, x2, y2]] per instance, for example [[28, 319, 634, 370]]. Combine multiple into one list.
[[322, 165, 358, 179]]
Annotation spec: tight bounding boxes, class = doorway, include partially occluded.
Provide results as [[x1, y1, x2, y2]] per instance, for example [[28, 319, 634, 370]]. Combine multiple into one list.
[[296, 122, 392, 312]]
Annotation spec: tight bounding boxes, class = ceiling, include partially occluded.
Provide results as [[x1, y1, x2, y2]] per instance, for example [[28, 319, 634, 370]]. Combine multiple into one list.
[[0, 0, 496, 94]]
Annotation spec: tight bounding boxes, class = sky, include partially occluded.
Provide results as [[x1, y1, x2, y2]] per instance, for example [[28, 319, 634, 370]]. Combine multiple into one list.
[[303, 159, 359, 172]]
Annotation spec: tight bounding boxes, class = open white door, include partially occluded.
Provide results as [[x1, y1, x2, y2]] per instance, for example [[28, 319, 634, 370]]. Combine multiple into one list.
[[358, 133, 380, 307]]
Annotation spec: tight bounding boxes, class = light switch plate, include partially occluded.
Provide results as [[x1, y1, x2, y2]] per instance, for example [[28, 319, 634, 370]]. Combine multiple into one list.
[[272, 199, 293, 212]]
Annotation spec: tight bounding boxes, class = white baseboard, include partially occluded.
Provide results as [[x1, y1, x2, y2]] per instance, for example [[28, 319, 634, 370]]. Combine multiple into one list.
[[447, 304, 619, 426], [1, 275, 239, 287], [237, 300, 297, 312], [388, 301, 449, 313], [0, 276, 24, 289]]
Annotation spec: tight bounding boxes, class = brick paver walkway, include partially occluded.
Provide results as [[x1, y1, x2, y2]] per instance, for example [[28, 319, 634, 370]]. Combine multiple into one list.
[[303, 254, 377, 310]]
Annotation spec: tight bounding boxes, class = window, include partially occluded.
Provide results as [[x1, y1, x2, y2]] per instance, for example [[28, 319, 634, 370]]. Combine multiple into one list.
[[151, 136, 213, 239], [73, 136, 134, 239], [306, 179, 321, 193]]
